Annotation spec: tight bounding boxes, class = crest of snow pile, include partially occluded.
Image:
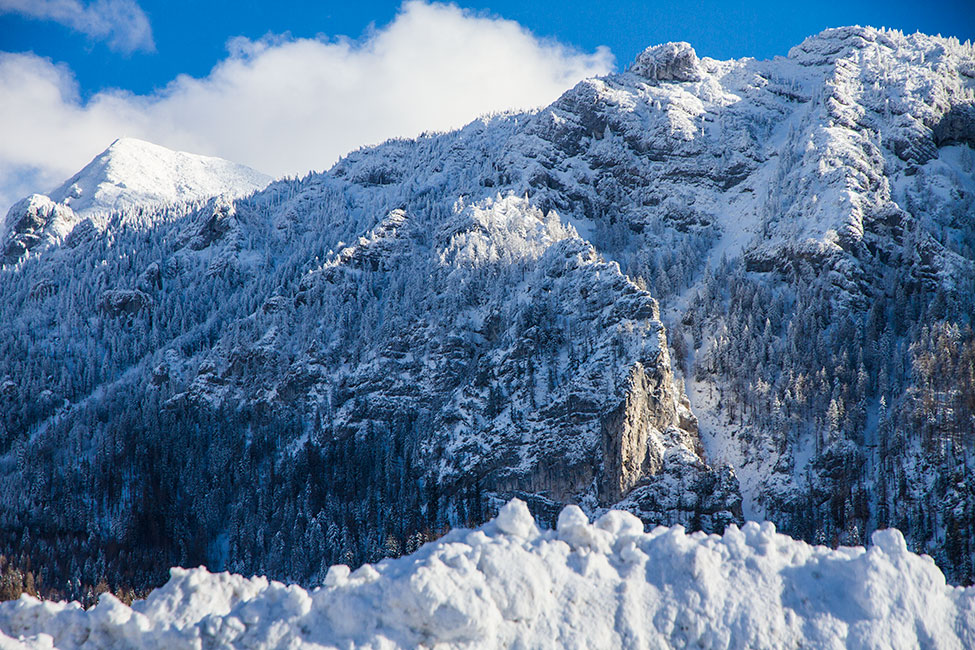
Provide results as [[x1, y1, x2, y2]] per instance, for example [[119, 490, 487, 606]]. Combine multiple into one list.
[[1, 500, 972, 649], [628, 41, 703, 82], [0, 138, 271, 263]]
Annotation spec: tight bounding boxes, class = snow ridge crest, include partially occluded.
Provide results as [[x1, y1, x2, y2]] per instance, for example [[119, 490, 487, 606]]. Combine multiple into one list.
[[0, 500, 971, 649]]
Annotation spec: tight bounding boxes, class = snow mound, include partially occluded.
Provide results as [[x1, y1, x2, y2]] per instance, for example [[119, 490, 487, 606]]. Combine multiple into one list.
[[48, 138, 272, 217], [1, 500, 972, 649]]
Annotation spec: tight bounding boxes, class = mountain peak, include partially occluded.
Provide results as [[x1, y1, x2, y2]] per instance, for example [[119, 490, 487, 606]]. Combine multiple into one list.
[[106, 136, 164, 151], [48, 137, 273, 217], [627, 41, 703, 82], [1, 138, 272, 263]]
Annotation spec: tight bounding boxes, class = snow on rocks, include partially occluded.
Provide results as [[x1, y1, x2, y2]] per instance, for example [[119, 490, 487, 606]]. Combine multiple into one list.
[[1, 499, 972, 649], [628, 42, 704, 82], [1, 138, 272, 263], [0, 194, 77, 263]]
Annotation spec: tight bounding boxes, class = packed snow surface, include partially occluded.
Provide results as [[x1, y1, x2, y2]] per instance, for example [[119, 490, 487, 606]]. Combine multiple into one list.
[[1, 500, 972, 649]]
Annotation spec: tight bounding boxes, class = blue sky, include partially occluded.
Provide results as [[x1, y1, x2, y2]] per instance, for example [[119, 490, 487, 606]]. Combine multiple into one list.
[[2, 0, 972, 97], [0, 0, 973, 214]]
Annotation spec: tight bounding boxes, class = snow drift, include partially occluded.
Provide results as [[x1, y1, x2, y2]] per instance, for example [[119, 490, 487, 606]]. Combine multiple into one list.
[[0, 500, 972, 649]]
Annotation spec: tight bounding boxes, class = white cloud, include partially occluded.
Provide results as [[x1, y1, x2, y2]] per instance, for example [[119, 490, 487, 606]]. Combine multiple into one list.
[[0, 1, 613, 215], [0, 0, 154, 53]]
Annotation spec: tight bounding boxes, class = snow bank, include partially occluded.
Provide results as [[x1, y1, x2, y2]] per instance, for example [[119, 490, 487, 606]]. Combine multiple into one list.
[[1, 500, 972, 649]]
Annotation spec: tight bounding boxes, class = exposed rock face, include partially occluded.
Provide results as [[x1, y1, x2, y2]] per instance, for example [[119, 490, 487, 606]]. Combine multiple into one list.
[[28, 279, 58, 300], [600, 358, 699, 502], [933, 102, 975, 148], [138, 262, 163, 292], [620, 455, 743, 531], [185, 203, 239, 251], [98, 289, 152, 316]]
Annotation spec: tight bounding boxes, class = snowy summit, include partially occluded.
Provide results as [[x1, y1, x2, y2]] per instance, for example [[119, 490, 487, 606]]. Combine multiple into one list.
[[1, 138, 271, 263], [47, 138, 272, 217]]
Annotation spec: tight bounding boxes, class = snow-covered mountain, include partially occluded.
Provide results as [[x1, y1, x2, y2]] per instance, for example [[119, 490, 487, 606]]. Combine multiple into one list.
[[1, 138, 271, 263], [0, 25, 972, 601], [1, 500, 972, 649]]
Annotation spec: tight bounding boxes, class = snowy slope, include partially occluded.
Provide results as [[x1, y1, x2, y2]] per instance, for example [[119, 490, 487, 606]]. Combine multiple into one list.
[[48, 138, 272, 217], [0, 500, 972, 649], [1, 138, 271, 262]]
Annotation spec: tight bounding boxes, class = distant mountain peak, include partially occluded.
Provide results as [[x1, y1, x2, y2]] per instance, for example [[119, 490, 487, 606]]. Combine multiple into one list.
[[1, 138, 272, 263], [48, 137, 272, 216]]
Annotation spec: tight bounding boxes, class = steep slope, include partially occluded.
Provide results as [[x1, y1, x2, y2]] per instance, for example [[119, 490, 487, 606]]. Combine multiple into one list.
[[0, 26, 972, 599], [0, 138, 271, 263], [1, 501, 973, 650], [173, 193, 739, 524], [676, 29, 975, 574]]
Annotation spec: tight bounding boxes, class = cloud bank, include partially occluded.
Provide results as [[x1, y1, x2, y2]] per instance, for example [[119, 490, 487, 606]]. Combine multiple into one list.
[[0, 0, 154, 53], [0, 1, 613, 215]]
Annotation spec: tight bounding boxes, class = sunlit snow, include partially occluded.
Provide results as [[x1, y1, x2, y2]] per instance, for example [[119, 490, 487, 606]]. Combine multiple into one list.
[[1, 500, 972, 649]]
